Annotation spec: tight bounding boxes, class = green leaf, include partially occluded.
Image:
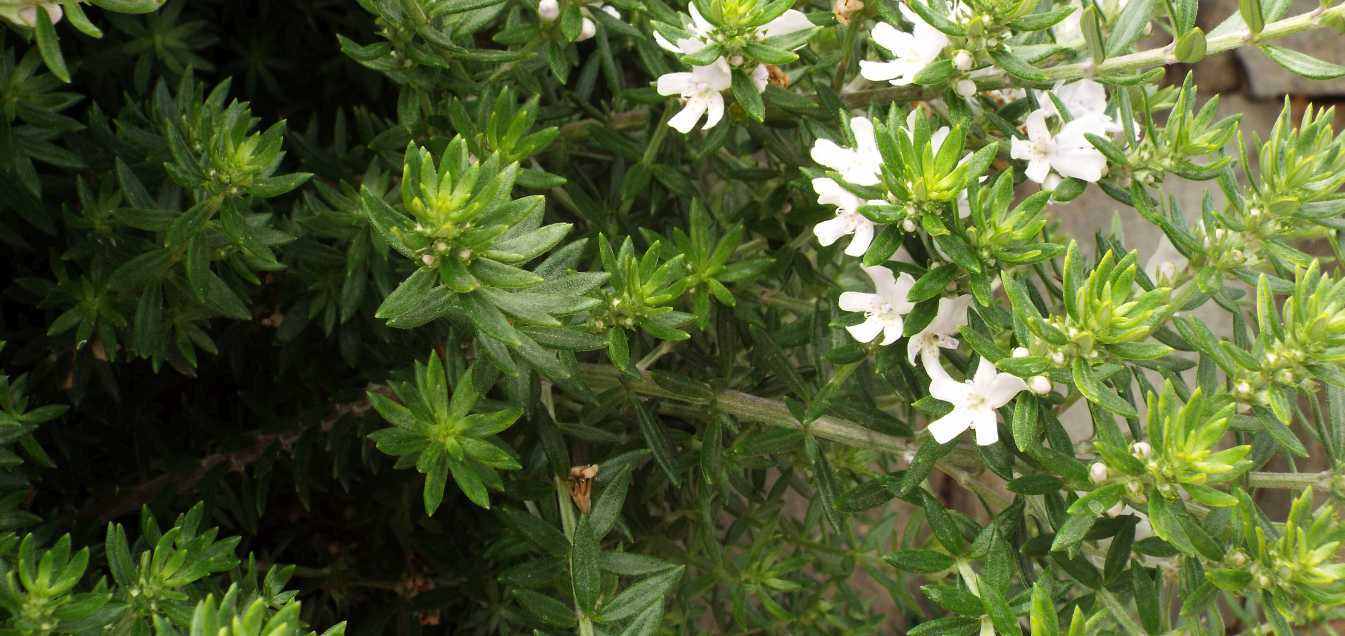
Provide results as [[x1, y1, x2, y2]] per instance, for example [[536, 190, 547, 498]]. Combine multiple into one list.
[[730, 69, 765, 122], [421, 447, 449, 515], [1067, 483, 1123, 516], [1012, 394, 1040, 452], [743, 41, 797, 64], [990, 47, 1050, 82], [33, 8, 70, 83], [60, 1, 103, 37], [1007, 474, 1062, 495], [1239, 0, 1265, 33], [633, 401, 681, 487], [185, 234, 211, 302], [1071, 358, 1137, 417], [883, 549, 955, 573], [908, 265, 960, 303], [599, 568, 683, 622], [1133, 566, 1161, 634], [1173, 27, 1208, 63], [1259, 45, 1345, 79], [1051, 512, 1095, 552], [1030, 581, 1060, 636], [513, 589, 576, 627], [1106, 0, 1155, 55], [590, 467, 630, 539], [571, 516, 601, 614]]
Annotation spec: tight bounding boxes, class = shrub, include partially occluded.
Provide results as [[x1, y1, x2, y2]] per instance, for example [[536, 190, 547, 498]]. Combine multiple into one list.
[[2, 0, 1345, 632]]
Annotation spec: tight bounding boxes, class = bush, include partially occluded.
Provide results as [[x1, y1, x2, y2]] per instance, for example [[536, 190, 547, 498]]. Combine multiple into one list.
[[2, 0, 1345, 632]]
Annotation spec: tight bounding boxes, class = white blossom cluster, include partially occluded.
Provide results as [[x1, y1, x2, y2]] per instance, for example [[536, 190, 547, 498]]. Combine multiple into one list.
[[652, 5, 812, 133]]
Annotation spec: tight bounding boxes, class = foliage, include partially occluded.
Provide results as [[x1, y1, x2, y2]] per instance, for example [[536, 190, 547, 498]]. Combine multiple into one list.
[[2, 0, 1345, 633]]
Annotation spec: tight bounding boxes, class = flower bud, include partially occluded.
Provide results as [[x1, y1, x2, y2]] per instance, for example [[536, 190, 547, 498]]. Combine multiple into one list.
[[1028, 375, 1052, 395], [901, 219, 917, 232], [538, 0, 560, 21], [18, 3, 62, 27], [1105, 502, 1126, 517], [578, 16, 597, 40], [955, 79, 977, 97], [1012, 347, 1030, 358], [1130, 441, 1151, 459], [1089, 462, 1109, 485], [953, 50, 974, 71], [420, 254, 437, 267], [1048, 351, 1065, 366]]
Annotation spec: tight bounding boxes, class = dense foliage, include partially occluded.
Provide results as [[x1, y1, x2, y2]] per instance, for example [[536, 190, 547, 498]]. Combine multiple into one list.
[[3, 0, 1345, 633]]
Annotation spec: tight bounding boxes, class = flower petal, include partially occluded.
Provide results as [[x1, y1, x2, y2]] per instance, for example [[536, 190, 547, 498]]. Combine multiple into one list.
[[972, 408, 999, 445], [1025, 158, 1052, 184], [838, 291, 877, 313], [688, 2, 713, 35], [859, 60, 904, 83], [759, 9, 812, 39], [701, 92, 726, 129], [926, 360, 969, 404], [656, 72, 694, 96], [844, 218, 875, 257], [984, 372, 1027, 409], [907, 333, 925, 366], [814, 215, 854, 246], [927, 409, 971, 444], [846, 316, 885, 343], [668, 98, 708, 134], [880, 318, 904, 345]]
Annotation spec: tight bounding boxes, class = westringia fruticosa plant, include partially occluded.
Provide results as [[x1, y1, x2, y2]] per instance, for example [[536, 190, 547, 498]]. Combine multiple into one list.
[[5, 0, 1345, 632]]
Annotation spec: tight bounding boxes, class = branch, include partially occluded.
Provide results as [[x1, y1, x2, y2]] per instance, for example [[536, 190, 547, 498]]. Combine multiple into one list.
[[77, 391, 378, 524], [577, 362, 982, 467]]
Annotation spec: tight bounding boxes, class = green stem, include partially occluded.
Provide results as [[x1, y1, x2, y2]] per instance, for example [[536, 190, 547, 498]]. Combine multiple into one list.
[[845, 3, 1345, 106], [578, 364, 1331, 494], [1246, 470, 1334, 490]]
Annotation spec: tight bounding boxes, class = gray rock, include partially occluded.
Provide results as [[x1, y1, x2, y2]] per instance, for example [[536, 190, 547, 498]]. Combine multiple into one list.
[[1222, 0, 1345, 97]]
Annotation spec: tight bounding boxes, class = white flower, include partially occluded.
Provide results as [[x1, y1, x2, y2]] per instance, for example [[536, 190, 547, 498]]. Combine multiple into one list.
[[657, 59, 732, 134], [812, 178, 879, 256], [538, 0, 560, 21], [907, 295, 972, 365], [1035, 79, 1114, 124], [859, 5, 948, 87], [810, 116, 882, 186], [926, 357, 1027, 445], [1010, 110, 1111, 184], [839, 266, 917, 345], [1144, 236, 1187, 285], [955, 79, 977, 98]]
